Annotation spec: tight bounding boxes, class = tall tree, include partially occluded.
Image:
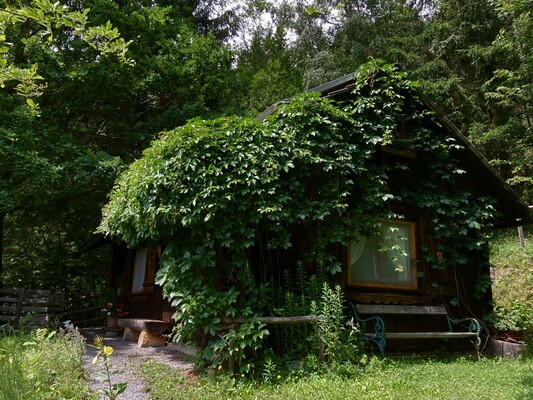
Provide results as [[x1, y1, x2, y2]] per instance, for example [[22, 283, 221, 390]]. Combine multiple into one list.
[[0, 0, 129, 288], [479, 0, 533, 202], [417, 0, 532, 202], [0, 0, 237, 291]]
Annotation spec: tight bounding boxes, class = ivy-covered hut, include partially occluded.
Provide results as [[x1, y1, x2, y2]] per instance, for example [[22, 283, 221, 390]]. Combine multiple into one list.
[[100, 61, 531, 360]]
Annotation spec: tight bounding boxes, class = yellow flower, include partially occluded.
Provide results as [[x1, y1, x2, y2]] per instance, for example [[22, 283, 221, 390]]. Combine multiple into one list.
[[218, 365, 223, 370], [277, 375, 281, 380], [103, 346, 114, 357]]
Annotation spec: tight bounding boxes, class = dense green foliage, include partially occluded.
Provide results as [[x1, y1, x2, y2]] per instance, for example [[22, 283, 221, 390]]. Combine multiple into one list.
[[0, 0, 236, 296], [101, 61, 496, 365], [0, 0, 131, 295], [0, 325, 93, 400], [141, 356, 533, 400], [0, 3, 530, 375], [1, 0, 530, 310]]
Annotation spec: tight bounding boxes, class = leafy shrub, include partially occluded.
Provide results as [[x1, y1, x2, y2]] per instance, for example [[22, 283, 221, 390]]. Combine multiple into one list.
[[486, 303, 533, 332]]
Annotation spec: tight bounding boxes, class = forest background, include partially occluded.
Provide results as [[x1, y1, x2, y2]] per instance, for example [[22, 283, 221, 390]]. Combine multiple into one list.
[[1, 0, 531, 300]]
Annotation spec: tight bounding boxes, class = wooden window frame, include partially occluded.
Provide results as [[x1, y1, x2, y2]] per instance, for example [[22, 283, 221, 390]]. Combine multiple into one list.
[[130, 247, 159, 295], [347, 220, 418, 290]]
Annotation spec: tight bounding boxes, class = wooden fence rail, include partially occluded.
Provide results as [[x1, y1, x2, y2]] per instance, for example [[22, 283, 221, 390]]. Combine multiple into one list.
[[0, 288, 64, 328], [222, 315, 323, 368], [63, 304, 106, 327]]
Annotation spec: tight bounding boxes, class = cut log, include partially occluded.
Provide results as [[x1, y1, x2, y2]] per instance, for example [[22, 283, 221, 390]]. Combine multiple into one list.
[[137, 330, 166, 348], [123, 326, 140, 342]]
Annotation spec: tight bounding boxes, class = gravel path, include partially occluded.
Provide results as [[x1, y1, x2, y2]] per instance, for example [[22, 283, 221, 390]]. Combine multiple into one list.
[[82, 328, 195, 400]]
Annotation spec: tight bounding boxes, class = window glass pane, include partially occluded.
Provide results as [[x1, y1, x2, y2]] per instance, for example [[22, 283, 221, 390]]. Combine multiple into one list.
[[349, 221, 415, 288], [132, 248, 147, 293]]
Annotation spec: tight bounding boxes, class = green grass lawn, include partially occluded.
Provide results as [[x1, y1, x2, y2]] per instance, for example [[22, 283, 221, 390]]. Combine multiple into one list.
[[141, 356, 533, 400]]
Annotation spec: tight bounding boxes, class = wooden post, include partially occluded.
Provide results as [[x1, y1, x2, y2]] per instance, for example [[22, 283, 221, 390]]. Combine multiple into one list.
[[518, 226, 526, 249], [317, 324, 324, 362], [0, 213, 4, 289]]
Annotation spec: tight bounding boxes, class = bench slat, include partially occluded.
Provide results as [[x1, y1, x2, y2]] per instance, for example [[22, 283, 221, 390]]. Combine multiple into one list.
[[356, 304, 448, 315], [385, 332, 478, 339]]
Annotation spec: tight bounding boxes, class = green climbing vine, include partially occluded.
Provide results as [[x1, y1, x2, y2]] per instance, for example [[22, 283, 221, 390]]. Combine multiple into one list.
[[99, 59, 496, 367]]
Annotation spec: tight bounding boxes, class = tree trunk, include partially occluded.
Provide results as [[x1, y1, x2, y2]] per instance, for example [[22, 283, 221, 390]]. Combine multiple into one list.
[[0, 213, 4, 288]]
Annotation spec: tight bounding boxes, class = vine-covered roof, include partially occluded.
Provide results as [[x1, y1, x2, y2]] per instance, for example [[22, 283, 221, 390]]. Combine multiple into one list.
[[259, 71, 531, 228]]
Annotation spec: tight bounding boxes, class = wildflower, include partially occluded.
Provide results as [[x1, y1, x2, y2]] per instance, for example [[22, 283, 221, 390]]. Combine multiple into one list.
[[277, 375, 281, 380], [103, 346, 114, 357], [102, 303, 129, 317], [94, 336, 103, 348], [241, 373, 245, 378], [91, 355, 99, 365], [218, 365, 223, 370]]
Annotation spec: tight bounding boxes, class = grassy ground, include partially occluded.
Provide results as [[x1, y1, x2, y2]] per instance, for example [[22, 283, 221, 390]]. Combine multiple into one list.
[[490, 228, 533, 309], [141, 356, 533, 400], [0, 325, 94, 400]]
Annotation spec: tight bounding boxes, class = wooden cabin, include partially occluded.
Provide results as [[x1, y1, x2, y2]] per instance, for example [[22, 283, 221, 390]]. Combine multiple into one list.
[[311, 74, 530, 352], [110, 72, 531, 353]]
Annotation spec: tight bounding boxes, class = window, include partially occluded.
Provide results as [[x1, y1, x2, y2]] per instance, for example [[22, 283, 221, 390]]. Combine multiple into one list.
[[348, 220, 417, 289], [131, 248, 147, 293]]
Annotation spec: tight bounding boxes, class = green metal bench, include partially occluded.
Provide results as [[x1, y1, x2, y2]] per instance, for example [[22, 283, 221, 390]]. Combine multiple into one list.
[[349, 303, 481, 357]]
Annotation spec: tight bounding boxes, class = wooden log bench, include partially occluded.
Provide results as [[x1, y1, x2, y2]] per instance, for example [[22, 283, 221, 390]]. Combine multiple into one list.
[[117, 318, 172, 347], [348, 303, 481, 357]]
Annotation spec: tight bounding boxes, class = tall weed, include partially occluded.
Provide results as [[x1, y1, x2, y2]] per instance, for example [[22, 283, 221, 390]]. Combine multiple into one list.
[[311, 283, 363, 366], [0, 323, 94, 400], [269, 265, 326, 358], [0, 332, 34, 400]]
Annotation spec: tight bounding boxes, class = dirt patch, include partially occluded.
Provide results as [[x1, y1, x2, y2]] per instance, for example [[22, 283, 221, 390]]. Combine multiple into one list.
[[81, 328, 195, 399]]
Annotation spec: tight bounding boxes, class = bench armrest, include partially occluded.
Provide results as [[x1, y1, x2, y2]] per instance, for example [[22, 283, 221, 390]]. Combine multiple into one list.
[[349, 303, 385, 332], [447, 316, 481, 335], [349, 302, 386, 356]]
